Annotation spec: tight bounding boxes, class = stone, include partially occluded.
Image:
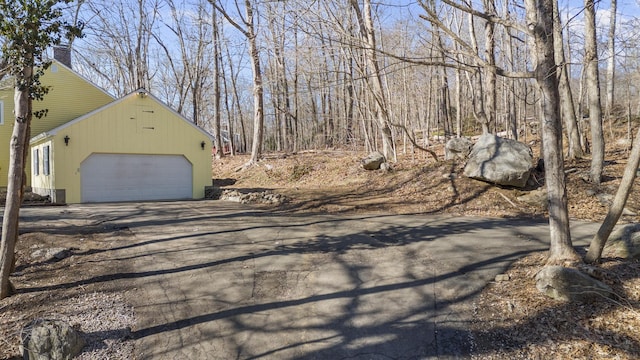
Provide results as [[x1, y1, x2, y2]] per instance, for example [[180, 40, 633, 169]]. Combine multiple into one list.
[[445, 137, 473, 160], [21, 319, 85, 360], [380, 162, 392, 172], [535, 266, 613, 302], [463, 133, 533, 187], [30, 248, 71, 262], [516, 187, 548, 209], [603, 223, 640, 259], [495, 274, 510, 282], [361, 151, 386, 171]]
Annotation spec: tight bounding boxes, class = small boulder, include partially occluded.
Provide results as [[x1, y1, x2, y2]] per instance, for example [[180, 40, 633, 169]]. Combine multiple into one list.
[[535, 266, 612, 302], [361, 151, 386, 170], [463, 133, 533, 187], [30, 248, 71, 262], [445, 137, 473, 160], [516, 187, 548, 209], [21, 319, 85, 360], [603, 223, 640, 259]]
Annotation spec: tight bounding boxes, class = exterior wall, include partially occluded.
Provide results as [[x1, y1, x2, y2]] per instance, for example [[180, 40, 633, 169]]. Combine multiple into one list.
[[30, 139, 66, 203], [0, 61, 114, 188], [40, 94, 212, 203]]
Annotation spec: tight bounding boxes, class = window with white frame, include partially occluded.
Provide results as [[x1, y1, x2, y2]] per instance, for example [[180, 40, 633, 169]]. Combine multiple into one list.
[[43, 145, 50, 175], [33, 148, 39, 176]]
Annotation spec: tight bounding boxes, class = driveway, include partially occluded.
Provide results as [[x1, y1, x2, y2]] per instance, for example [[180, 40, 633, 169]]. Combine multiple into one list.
[[19, 201, 600, 359]]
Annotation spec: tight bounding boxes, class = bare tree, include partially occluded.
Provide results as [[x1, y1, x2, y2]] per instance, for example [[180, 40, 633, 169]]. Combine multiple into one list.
[[212, 3, 223, 158], [585, 126, 640, 264], [605, 0, 617, 119], [525, 0, 580, 265], [75, 0, 158, 95], [350, 0, 396, 161], [210, 0, 264, 166], [553, 0, 582, 159], [584, 0, 605, 184]]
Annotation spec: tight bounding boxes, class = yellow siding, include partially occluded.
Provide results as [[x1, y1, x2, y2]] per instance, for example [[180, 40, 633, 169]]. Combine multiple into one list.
[[0, 61, 114, 188], [37, 94, 212, 203]]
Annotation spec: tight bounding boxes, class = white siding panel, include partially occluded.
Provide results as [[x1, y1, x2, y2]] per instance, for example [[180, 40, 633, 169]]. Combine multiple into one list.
[[81, 153, 192, 202]]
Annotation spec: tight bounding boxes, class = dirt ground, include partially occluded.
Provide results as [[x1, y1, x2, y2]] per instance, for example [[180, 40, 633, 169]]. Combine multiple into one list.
[[1, 139, 640, 359]]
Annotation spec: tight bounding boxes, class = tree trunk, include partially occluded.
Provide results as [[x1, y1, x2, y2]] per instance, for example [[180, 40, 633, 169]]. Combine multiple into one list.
[[605, 0, 617, 118], [585, 0, 605, 184], [212, 5, 224, 159], [245, 0, 264, 164], [553, 0, 582, 159], [483, 0, 497, 134], [0, 66, 32, 299], [585, 126, 640, 263], [350, 0, 396, 162], [525, 0, 581, 265]]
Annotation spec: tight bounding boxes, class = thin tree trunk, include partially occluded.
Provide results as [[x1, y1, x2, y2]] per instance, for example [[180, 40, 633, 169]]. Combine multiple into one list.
[[553, 0, 582, 159], [212, 5, 224, 158], [605, 0, 617, 118], [585, 126, 640, 264], [585, 0, 605, 184]]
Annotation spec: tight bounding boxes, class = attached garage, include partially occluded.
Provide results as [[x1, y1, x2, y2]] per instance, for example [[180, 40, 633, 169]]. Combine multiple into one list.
[[29, 88, 213, 204], [81, 154, 193, 202]]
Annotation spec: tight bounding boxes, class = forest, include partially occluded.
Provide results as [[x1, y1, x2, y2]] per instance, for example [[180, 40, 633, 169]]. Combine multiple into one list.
[[67, 0, 639, 163]]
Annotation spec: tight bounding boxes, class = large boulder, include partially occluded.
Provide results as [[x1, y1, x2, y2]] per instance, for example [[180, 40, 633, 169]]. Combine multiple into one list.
[[603, 223, 640, 259], [361, 151, 386, 170], [445, 137, 473, 160], [463, 133, 533, 187], [21, 319, 85, 360], [535, 266, 613, 302]]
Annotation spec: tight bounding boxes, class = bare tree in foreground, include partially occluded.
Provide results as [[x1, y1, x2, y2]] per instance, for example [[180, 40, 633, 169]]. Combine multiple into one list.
[[525, 0, 580, 265]]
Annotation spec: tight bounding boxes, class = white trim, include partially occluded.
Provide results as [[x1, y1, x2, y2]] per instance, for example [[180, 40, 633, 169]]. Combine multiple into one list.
[[0, 100, 4, 125], [33, 148, 39, 175]]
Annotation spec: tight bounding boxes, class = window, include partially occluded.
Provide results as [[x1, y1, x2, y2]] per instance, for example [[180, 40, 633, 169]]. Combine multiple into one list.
[[43, 145, 50, 175], [0, 100, 4, 125], [33, 149, 39, 176]]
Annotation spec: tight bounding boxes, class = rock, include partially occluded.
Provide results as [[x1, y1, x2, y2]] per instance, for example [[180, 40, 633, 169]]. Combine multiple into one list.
[[30, 248, 71, 262], [361, 151, 386, 170], [535, 266, 613, 302], [21, 319, 85, 360], [445, 137, 473, 160], [596, 192, 614, 206], [603, 223, 640, 259], [516, 187, 548, 209], [380, 162, 392, 172], [495, 274, 510, 282], [218, 189, 287, 205], [463, 133, 533, 187]]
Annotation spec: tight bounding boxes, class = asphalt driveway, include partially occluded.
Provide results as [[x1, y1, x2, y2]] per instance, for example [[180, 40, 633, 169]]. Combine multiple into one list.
[[19, 201, 600, 359]]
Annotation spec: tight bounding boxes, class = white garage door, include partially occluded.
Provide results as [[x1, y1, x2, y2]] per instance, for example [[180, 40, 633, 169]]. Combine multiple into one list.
[[81, 154, 193, 202]]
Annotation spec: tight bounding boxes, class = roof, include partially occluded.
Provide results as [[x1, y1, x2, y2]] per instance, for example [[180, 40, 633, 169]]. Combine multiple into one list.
[[0, 59, 115, 99], [30, 88, 214, 143]]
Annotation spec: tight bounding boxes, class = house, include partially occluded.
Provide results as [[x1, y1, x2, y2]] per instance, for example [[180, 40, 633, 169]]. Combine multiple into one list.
[[1, 51, 213, 203], [0, 58, 115, 190]]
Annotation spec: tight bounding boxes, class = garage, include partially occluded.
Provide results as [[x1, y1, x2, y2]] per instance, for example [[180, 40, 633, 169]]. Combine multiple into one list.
[[81, 153, 193, 202]]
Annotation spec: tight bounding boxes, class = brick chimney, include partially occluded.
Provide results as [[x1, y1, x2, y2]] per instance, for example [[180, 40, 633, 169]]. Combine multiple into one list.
[[53, 45, 72, 69]]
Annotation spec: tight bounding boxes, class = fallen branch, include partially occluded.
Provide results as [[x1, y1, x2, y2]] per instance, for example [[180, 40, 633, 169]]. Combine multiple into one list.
[[390, 122, 439, 162], [497, 191, 518, 209]]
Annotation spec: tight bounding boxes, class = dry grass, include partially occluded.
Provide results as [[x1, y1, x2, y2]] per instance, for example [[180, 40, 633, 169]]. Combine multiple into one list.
[[2, 138, 640, 359]]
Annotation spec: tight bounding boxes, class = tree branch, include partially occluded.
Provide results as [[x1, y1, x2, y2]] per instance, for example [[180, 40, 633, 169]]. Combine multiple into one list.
[[390, 122, 439, 162]]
